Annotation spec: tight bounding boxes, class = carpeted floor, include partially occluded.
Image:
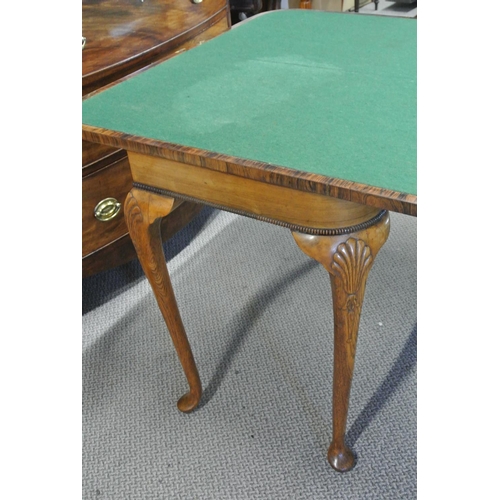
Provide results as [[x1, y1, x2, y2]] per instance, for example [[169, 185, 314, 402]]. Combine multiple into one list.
[[82, 206, 416, 499]]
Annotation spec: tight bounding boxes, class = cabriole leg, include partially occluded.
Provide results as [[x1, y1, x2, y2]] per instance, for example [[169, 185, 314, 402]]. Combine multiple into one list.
[[292, 211, 390, 471], [124, 188, 202, 412]]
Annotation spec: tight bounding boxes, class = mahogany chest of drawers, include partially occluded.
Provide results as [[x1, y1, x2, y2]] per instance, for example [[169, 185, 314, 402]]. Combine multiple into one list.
[[82, 0, 230, 276]]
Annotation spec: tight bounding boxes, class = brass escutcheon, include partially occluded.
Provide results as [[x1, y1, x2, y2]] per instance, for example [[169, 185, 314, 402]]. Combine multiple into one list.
[[94, 198, 121, 222]]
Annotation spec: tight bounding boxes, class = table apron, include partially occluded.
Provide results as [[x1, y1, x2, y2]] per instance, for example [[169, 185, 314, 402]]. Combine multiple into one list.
[[128, 151, 382, 231]]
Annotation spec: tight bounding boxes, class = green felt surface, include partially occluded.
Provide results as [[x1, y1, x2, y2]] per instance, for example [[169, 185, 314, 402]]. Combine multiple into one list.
[[82, 10, 416, 196]]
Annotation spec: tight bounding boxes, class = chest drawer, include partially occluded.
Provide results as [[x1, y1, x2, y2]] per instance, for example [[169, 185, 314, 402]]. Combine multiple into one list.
[[82, 155, 133, 257]]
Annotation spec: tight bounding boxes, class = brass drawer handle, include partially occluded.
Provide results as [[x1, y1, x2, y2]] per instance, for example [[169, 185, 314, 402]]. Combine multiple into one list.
[[94, 198, 121, 222]]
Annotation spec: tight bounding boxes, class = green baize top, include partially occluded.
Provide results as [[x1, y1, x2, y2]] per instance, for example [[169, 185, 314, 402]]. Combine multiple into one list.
[[82, 10, 416, 196]]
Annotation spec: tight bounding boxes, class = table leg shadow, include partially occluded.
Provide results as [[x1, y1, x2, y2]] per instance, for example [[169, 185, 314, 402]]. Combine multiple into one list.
[[345, 323, 417, 450], [196, 259, 318, 410]]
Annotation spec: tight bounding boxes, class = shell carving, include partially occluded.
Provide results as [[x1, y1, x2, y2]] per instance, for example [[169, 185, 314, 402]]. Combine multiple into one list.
[[331, 238, 373, 295], [331, 238, 374, 352]]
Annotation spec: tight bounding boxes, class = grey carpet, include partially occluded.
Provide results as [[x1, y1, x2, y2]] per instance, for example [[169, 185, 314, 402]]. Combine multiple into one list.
[[82, 207, 416, 499]]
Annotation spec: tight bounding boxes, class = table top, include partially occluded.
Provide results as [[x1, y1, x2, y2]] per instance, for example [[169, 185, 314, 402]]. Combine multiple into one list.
[[82, 10, 416, 215]]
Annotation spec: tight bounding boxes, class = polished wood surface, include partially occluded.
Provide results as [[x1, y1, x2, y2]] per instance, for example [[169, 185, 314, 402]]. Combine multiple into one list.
[[82, 0, 230, 277], [83, 0, 229, 96], [128, 152, 382, 229], [82, 155, 132, 258], [124, 188, 202, 412], [82, 140, 125, 173], [293, 211, 390, 471], [83, 195, 203, 278]]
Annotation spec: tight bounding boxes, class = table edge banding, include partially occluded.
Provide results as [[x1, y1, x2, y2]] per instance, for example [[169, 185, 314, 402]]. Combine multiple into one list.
[[82, 125, 417, 216]]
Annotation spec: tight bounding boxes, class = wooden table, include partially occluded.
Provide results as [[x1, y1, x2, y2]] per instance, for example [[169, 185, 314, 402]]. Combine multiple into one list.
[[82, 10, 416, 472]]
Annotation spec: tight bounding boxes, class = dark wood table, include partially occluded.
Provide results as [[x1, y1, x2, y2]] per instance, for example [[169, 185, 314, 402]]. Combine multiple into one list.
[[83, 10, 416, 472]]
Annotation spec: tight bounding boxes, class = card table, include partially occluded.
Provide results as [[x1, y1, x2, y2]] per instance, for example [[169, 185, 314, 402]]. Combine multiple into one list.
[[82, 9, 416, 472]]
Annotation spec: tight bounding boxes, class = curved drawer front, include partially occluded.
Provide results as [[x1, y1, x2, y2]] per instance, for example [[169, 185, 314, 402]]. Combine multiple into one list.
[[82, 156, 133, 257], [83, 0, 228, 94]]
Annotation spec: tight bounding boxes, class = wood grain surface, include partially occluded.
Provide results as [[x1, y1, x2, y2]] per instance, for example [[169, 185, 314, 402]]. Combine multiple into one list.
[[293, 210, 391, 471], [83, 0, 229, 96]]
